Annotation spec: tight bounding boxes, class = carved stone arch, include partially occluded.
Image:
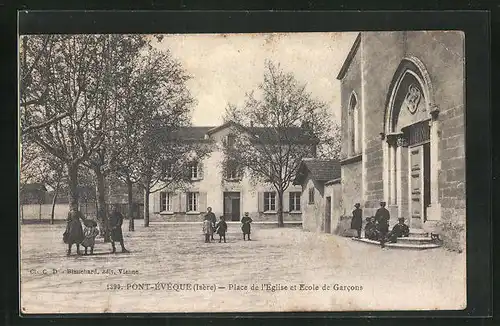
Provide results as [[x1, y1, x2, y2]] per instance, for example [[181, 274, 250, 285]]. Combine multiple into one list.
[[383, 57, 434, 134]]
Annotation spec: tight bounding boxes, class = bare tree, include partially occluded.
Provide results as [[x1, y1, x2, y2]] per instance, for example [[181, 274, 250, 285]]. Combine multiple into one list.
[[20, 35, 115, 213], [110, 47, 195, 231], [82, 35, 149, 240], [222, 61, 337, 226]]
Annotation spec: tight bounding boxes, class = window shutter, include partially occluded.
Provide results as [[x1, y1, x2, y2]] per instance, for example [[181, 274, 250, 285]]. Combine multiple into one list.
[[180, 193, 187, 212], [258, 192, 264, 212], [199, 192, 207, 213], [283, 192, 289, 212], [153, 192, 160, 213], [172, 193, 179, 212]]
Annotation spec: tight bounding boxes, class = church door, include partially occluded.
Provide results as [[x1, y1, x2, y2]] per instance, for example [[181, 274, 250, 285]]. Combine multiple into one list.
[[409, 142, 431, 228]]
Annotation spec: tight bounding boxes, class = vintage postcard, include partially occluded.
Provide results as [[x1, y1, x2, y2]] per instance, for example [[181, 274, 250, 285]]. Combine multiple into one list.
[[19, 30, 466, 313]]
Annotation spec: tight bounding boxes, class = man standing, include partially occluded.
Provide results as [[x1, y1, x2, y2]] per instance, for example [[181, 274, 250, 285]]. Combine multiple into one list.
[[374, 201, 390, 248], [205, 207, 217, 241], [350, 203, 363, 238], [109, 205, 129, 253]]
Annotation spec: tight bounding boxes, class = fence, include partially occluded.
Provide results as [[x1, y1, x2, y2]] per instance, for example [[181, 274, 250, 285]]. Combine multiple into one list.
[[20, 202, 144, 222]]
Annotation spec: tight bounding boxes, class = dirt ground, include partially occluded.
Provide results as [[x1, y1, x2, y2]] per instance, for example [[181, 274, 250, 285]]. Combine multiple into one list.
[[20, 223, 466, 313]]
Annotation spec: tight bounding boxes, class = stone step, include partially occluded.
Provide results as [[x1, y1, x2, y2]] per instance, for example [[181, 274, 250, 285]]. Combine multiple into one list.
[[396, 236, 435, 245], [408, 228, 429, 237], [351, 237, 441, 250]]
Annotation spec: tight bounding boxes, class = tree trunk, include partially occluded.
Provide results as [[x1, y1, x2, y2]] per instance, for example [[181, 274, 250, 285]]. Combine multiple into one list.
[[127, 176, 135, 231], [21, 203, 24, 224], [277, 189, 285, 227], [67, 163, 80, 212], [39, 201, 42, 221], [143, 187, 150, 227], [95, 168, 111, 242], [50, 182, 60, 225]]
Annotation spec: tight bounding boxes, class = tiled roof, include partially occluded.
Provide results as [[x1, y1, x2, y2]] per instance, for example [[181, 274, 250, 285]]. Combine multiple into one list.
[[164, 121, 318, 144], [293, 159, 341, 185]]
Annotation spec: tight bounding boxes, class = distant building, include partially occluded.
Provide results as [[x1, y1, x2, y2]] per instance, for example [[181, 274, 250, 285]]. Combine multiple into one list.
[[149, 121, 316, 222], [293, 159, 341, 233], [337, 31, 465, 250]]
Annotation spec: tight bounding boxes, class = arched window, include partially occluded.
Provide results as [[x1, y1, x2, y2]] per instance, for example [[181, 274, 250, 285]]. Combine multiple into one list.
[[349, 93, 360, 155]]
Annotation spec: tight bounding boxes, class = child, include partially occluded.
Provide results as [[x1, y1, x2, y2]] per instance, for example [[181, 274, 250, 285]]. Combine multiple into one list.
[[202, 216, 213, 243], [81, 219, 99, 255], [215, 216, 228, 243], [241, 212, 253, 241]]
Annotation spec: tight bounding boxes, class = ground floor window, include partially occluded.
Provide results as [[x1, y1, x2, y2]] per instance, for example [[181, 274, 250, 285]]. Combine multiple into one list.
[[187, 192, 199, 212], [289, 192, 301, 211], [160, 192, 173, 212], [264, 192, 276, 212]]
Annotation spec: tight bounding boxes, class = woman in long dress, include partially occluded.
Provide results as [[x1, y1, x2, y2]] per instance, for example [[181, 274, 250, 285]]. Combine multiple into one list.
[[63, 209, 84, 256]]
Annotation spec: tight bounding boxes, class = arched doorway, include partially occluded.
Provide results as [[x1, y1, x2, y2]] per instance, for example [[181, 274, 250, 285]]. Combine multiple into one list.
[[383, 57, 441, 228]]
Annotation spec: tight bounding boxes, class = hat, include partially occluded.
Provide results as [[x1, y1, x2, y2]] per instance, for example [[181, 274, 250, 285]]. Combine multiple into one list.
[[354, 203, 361, 207], [380, 201, 386, 205], [398, 217, 405, 222]]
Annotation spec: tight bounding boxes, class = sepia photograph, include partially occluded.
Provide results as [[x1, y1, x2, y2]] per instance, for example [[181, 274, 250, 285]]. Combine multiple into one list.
[[19, 30, 466, 313]]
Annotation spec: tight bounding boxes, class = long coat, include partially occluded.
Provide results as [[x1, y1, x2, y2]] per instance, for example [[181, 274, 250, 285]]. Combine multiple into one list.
[[64, 211, 84, 245], [109, 211, 124, 242], [241, 216, 252, 234], [350, 208, 363, 230], [375, 207, 390, 233], [216, 221, 228, 235]]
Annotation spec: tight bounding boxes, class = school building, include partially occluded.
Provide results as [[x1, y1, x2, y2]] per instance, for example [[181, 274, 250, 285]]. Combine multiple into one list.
[[337, 31, 466, 250], [148, 121, 313, 222]]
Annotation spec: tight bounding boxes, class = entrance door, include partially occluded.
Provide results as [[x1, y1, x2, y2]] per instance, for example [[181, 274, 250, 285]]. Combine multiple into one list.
[[325, 196, 332, 233], [223, 192, 241, 221], [409, 143, 430, 228], [231, 197, 240, 221]]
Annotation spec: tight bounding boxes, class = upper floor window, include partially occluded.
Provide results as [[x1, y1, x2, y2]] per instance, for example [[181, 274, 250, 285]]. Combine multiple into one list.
[[161, 161, 173, 179], [190, 162, 199, 180], [349, 93, 360, 155], [227, 134, 236, 147]]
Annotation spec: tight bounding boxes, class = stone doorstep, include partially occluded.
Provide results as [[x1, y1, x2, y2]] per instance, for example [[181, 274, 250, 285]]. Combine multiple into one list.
[[351, 237, 441, 250], [396, 236, 435, 245]]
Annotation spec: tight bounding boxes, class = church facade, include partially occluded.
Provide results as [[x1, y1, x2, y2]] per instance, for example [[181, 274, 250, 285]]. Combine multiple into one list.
[[337, 31, 465, 250]]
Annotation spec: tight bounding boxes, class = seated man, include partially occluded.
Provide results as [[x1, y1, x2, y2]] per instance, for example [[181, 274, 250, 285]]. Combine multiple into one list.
[[386, 217, 410, 243], [364, 217, 379, 241]]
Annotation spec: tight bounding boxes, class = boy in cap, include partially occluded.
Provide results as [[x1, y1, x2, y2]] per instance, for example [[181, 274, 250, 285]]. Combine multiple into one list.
[[386, 217, 410, 243], [241, 212, 253, 241], [215, 215, 228, 243], [350, 203, 363, 238]]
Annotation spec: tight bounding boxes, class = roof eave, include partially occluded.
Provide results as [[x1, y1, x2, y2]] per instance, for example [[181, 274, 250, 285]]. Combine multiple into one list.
[[336, 33, 362, 80]]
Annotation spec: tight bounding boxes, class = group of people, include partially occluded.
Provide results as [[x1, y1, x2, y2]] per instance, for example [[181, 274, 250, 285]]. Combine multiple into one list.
[[350, 201, 410, 248], [202, 207, 253, 243], [63, 205, 129, 256]]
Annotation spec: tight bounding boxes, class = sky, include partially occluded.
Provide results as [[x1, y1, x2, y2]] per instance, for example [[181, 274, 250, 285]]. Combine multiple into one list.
[[156, 32, 359, 127]]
